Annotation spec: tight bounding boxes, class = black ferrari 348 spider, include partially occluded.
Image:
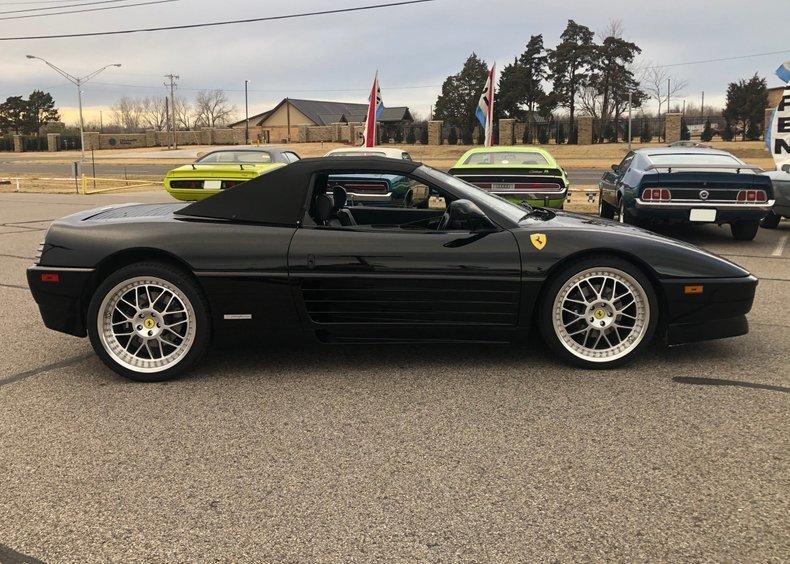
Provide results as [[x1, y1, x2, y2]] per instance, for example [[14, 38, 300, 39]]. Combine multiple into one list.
[[28, 157, 757, 381]]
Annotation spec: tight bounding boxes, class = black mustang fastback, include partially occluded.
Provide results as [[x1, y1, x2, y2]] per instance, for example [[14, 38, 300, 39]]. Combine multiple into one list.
[[28, 157, 758, 381], [599, 147, 773, 240]]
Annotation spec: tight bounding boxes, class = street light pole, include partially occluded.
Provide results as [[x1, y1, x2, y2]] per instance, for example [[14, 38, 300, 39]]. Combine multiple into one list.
[[26, 55, 121, 162], [244, 79, 249, 145], [627, 91, 633, 151]]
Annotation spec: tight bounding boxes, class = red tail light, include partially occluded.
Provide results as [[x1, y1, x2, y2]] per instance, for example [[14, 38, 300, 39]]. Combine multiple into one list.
[[41, 273, 59, 283], [736, 189, 767, 203], [642, 188, 671, 202]]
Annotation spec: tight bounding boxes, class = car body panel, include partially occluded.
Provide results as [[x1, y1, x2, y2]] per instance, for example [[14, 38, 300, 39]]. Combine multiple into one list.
[[29, 157, 756, 350], [764, 170, 790, 217], [449, 146, 569, 209]]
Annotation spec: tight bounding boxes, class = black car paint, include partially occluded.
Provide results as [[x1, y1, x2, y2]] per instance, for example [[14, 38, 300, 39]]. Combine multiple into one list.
[[600, 149, 773, 224], [28, 157, 757, 349]]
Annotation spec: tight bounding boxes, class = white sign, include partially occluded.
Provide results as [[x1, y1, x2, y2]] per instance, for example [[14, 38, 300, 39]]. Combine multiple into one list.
[[767, 84, 790, 172]]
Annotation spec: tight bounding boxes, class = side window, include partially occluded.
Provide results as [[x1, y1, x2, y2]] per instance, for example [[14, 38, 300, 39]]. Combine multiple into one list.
[[327, 174, 446, 210], [284, 152, 300, 163], [618, 152, 635, 172], [401, 152, 412, 161]]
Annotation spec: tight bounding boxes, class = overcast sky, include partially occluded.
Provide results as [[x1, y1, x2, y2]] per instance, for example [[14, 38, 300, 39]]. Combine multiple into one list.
[[1, 0, 787, 125]]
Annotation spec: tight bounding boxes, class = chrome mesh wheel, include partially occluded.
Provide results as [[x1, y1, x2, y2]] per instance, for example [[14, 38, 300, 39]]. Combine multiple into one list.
[[97, 276, 196, 373], [552, 267, 650, 363]]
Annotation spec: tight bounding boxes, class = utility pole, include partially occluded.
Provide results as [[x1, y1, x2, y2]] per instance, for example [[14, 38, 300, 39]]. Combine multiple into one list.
[[701, 91, 705, 118], [165, 73, 179, 149], [244, 80, 250, 145], [628, 92, 633, 151], [26, 55, 121, 161], [99, 110, 103, 133]]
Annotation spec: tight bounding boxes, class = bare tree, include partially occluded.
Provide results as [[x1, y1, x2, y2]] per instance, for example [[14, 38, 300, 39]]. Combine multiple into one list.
[[110, 96, 143, 131], [173, 96, 194, 130], [641, 64, 688, 119], [193, 89, 237, 128], [140, 96, 168, 131]]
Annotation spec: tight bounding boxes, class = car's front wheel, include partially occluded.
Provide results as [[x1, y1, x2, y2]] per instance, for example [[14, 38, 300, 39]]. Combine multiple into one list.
[[539, 256, 658, 369], [87, 262, 211, 382], [731, 220, 760, 241]]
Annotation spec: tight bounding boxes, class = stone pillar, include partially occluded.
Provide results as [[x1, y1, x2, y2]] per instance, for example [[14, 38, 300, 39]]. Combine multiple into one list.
[[200, 128, 212, 145], [577, 116, 593, 145], [765, 108, 775, 138], [82, 131, 100, 151], [12, 134, 23, 152], [665, 113, 682, 144], [145, 130, 157, 147], [46, 133, 61, 151], [348, 122, 364, 145], [232, 128, 245, 145], [428, 120, 443, 145], [499, 119, 516, 146], [331, 122, 343, 142]]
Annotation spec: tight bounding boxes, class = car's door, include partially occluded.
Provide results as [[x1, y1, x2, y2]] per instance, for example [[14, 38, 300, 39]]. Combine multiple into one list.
[[287, 179, 522, 343], [601, 151, 635, 206]]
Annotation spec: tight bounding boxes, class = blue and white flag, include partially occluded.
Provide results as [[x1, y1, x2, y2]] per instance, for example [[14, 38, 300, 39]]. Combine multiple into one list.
[[476, 63, 495, 146], [776, 61, 790, 83]]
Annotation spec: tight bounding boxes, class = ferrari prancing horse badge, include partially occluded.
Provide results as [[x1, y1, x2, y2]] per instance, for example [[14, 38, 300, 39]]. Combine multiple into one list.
[[530, 233, 547, 250]]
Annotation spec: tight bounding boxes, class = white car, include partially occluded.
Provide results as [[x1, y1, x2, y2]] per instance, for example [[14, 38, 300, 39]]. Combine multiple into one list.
[[324, 147, 413, 161]]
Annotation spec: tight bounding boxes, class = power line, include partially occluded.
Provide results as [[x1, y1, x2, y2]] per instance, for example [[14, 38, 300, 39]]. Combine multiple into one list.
[[0, 0, 176, 20], [0, 0, 128, 15], [646, 49, 790, 69], [0, 0, 438, 40]]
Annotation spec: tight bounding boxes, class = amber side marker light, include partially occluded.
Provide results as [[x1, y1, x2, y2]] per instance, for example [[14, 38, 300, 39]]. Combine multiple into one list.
[[41, 273, 59, 283], [684, 285, 703, 295]]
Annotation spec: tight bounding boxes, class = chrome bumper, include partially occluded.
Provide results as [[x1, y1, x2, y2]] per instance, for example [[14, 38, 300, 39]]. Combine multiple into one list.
[[635, 199, 775, 211]]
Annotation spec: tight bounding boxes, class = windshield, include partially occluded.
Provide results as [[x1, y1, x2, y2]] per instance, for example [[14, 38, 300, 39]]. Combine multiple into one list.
[[464, 151, 549, 165], [197, 151, 273, 164], [418, 165, 527, 223], [648, 153, 742, 166]]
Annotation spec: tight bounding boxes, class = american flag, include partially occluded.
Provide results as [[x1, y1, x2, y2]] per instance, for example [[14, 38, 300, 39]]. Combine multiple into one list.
[[475, 63, 495, 147], [363, 72, 384, 147]]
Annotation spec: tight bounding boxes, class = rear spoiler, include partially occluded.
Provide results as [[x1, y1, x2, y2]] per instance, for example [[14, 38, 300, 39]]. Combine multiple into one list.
[[643, 163, 764, 173]]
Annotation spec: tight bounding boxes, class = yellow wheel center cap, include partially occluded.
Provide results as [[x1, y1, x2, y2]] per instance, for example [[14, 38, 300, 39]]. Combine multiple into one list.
[[594, 309, 606, 319], [143, 318, 156, 329]]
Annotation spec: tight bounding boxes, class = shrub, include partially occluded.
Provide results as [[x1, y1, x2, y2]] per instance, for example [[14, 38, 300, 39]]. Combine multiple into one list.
[[720, 121, 735, 141], [538, 126, 549, 144], [393, 127, 403, 143], [640, 119, 653, 143], [556, 123, 566, 144], [419, 126, 428, 144], [745, 120, 760, 141], [700, 119, 713, 142], [447, 127, 458, 145], [406, 126, 416, 144], [681, 118, 690, 141]]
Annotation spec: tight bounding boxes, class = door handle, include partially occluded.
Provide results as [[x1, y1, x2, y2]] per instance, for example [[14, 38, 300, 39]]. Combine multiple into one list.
[[307, 254, 316, 270]]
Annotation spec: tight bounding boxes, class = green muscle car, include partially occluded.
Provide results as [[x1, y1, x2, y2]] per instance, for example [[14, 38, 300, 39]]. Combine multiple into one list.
[[449, 146, 569, 209], [164, 148, 300, 201]]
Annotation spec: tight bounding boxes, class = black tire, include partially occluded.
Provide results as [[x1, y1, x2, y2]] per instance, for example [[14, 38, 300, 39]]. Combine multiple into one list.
[[599, 192, 615, 219], [538, 255, 659, 369], [87, 262, 211, 382], [760, 211, 781, 229], [618, 198, 637, 225], [731, 220, 760, 241]]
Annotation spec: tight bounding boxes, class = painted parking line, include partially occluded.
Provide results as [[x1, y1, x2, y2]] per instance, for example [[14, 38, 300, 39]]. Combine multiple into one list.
[[771, 234, 788, 257], [673, 376, 790, 394]]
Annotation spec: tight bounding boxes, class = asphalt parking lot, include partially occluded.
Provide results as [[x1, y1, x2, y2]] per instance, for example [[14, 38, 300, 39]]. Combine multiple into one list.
[[0, 192, 787, 562]]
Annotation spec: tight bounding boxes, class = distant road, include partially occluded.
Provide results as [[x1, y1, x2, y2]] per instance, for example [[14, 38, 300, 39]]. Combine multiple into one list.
[[0, 158, 605, 186]]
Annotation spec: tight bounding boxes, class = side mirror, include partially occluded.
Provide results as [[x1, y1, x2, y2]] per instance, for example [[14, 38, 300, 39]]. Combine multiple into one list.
[[782, 164, 790, 173], [446, 199, 495, 231], [611, 164, 620, 172]]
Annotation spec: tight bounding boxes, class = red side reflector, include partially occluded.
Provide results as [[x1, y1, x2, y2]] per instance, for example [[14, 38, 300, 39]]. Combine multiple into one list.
[[41, 273, 59, 283], [684, 285, 703, 295]]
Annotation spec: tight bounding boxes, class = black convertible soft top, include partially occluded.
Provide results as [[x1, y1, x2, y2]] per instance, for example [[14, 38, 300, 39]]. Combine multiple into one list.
[[178, 156, 421, 225]]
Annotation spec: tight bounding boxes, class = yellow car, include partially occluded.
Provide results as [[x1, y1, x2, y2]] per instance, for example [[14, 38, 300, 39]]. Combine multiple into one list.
[[164, 148, 300, 201], [449, 146, 569, 208]]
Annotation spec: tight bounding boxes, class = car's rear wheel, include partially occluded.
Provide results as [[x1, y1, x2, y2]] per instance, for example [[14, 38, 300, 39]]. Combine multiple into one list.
[[87, 262, 210, 382], [731, 219, 760, 241], [760, 211, 781, 229], [618, 198, 637, 225], [599, 192, 615, 219], [539, 256, 658, 369]]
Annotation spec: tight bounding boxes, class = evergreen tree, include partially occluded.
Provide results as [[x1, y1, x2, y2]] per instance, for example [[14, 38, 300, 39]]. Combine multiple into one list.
[[0, 96, 28, 134], [556, 122, 566, 144], [538, 126, 550, 144], [447, 127, 458, 145], [722, 73, 768, 141], [640, 119, 652, 143], [680, 118, 691, 141], [24, 90, 60, 134], [393, 127, 403, 143], [434, 53, 489, 144], [700, 118, 713, 142], [419, 125, 428, 144], [547, 20, 596, 143], [720, 121, 735, 141], [745, 120, 760, 141], [406, 126, 416, 144]]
